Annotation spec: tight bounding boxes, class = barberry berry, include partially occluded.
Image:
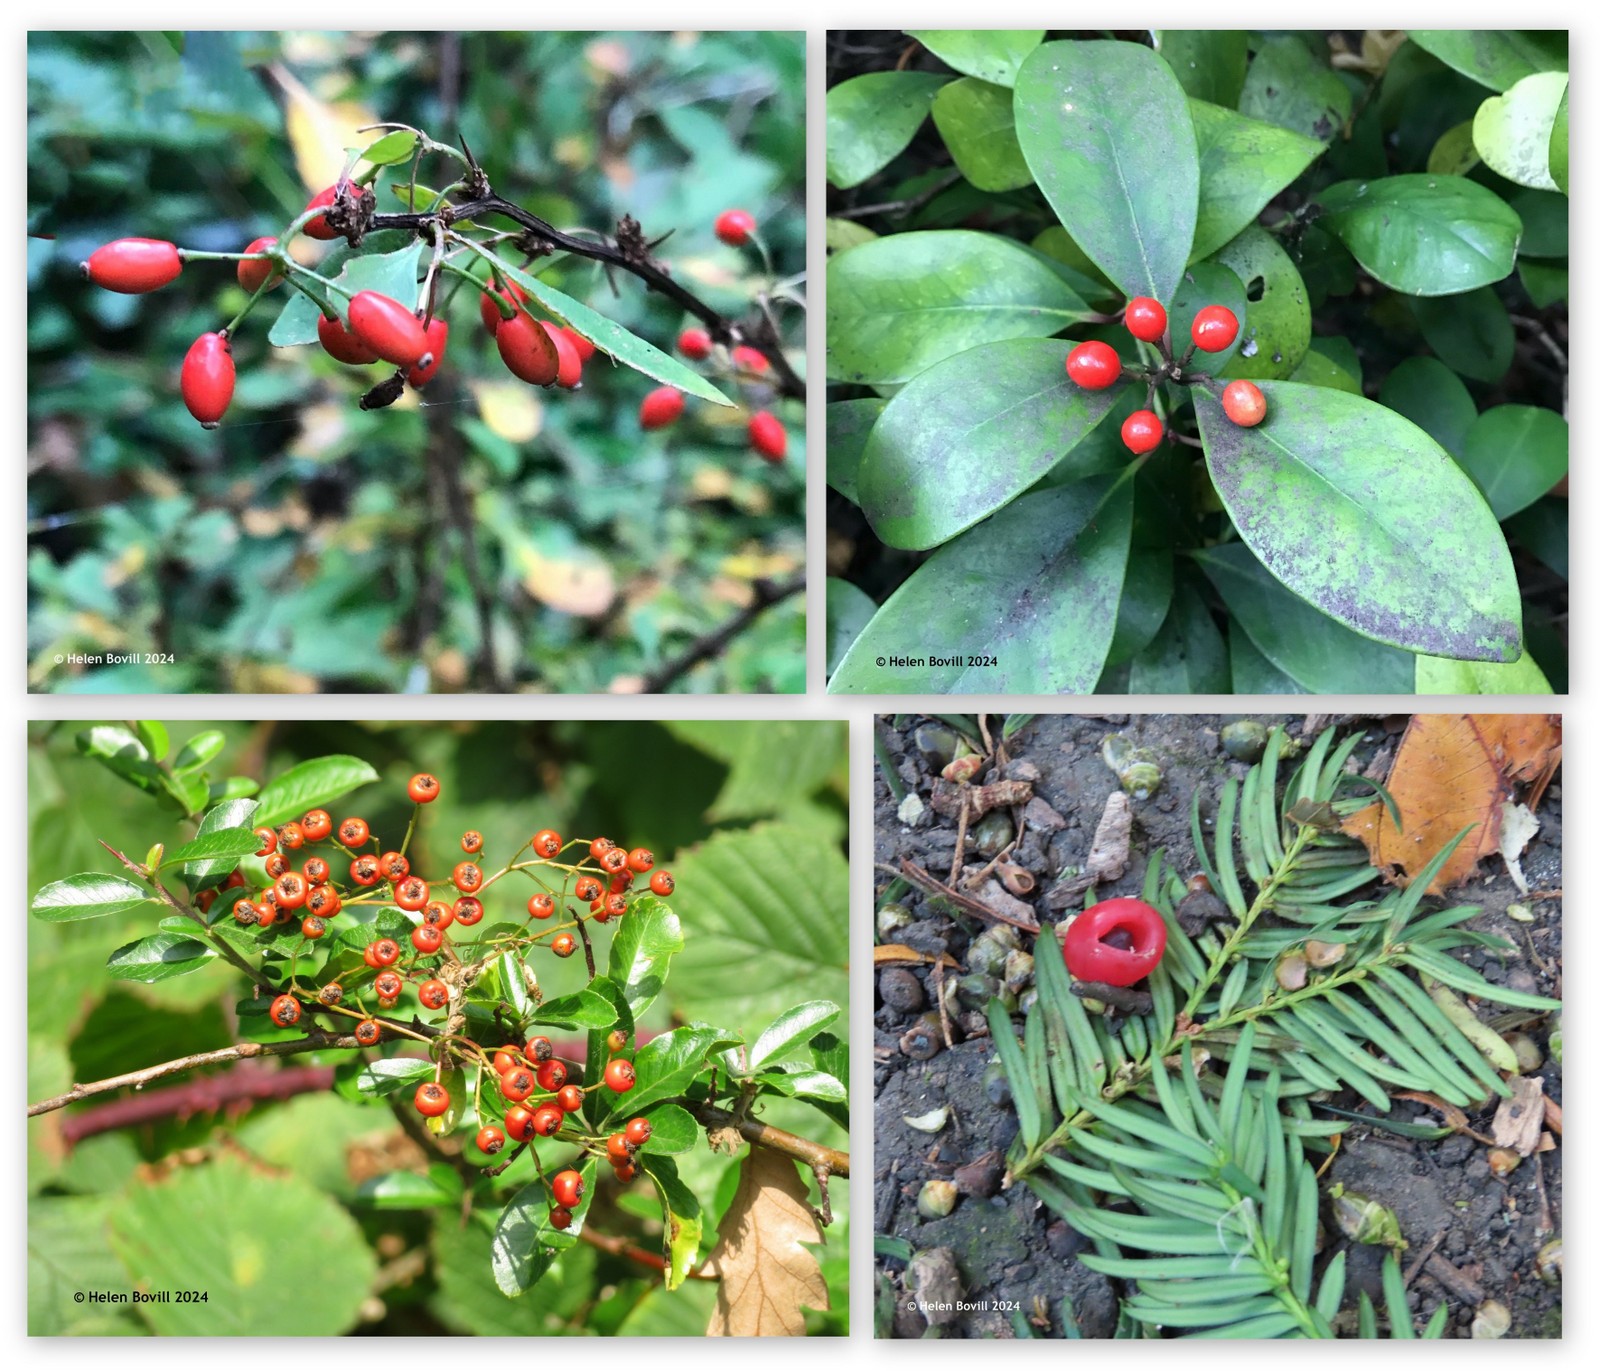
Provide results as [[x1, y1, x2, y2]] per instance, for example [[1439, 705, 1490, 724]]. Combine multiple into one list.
[[731, 344, 770, 375], [83, 238, 184, 294], [748, 410, 786, 462], [237, 238, 282, 294], [317, 312, 379, 366], [181, 332, 235, 429], [639, 386, 685, 431], [539, 320, 584, 389], [496, 312, 560, 386], [677, 327, 713, 359]]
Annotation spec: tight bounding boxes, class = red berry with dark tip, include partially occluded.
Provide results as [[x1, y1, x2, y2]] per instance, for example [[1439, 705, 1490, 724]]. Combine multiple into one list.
[[604, 1058, 636, 1093], [1123, 297, 1167, 343], [551, 1168, 585, 1208], [83, 238, 183, 293], [302, 185, 353, 241], [532, 1105, 563, 1137], [549, 1206, 573, 1230], [639, 386, 685, 431], [748, 410, 786, 462], [181, 332, 235, 429], [476, 1125, 506, 1155], [418, 978, 448, 1010], [1066, 340, 1122, 390], [1191, 305, 1240, 353], [1121, 409, 1164, 455], [496, 311, 560, 386], [412, 923, 443, 954], [649, 871, 674, 897], [348, 291, 430, 368], [479, 278, 529, 334], [268, 994, 302, 1028], [414, 1081, 450, 1117], [677, 327, 713, 359]]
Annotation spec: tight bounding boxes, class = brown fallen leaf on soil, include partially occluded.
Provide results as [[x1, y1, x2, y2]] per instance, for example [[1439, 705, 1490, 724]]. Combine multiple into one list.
[[1492, 1075, 1548, 1157], [1342, 714, 1561, 893], [702, 1146, 829, 1336], [873, 944, 961, 970], [1394, 1090, 1496, 1145]]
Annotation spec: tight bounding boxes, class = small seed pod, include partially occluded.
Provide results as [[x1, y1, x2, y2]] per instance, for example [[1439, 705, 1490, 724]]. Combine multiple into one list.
[[1275, 953, 1309, 991], [876, 902, 914, 940], [1329, 1187, 1405, 1250], [1536, 1236, 1562, 1286], [1002, 949, 1035, 995], [955, 974, 999, 1010], [1304, 939, 1347, 968], [916, 1179, 958, 1220], [1471, 1300, 1511, 1340]]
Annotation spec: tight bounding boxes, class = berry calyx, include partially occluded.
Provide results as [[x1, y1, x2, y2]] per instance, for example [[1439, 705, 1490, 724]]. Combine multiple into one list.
[[350, 855, 381, 887], [371, 938, 401, 967], [539, 320, 584, 389], [180, 332, 235, 429], [649, 871, 674, 897], [715, 209, 756, 246], [604, 1058, 636, 1093], [1123, 296, 1167, 343], [476, 1125, 506, 1156], [639, 386, 685, 431], [418, 978, 448, 1010], [279, 822, 305, 849], [1065, 340, 1122, 390], [379, 852, 410, 881], [1061, 897, 1168, 987], [551, 1169, 585, 1209], [268, 994, 302, 1028], [532, 829, 562, 858], [348, 292, 431, 368], [1221, 379, 1267, 428], [423, 900, 455, 929], [237, 238, 282, 294], [273, 873, 307, 910], [453, 896, 484, 925], [406, 319, 449, 388], [452, 861, 483, 894], [1191, 305, 1240, 353], [82, 238, 183, 294], [748, 410, 786, 462], [317, 312, 379, 366], [677, 327, 713, 359], [496, 311, 561, 386], [414, 1081, 451, 1118], [1121, 409, 1164, 455]]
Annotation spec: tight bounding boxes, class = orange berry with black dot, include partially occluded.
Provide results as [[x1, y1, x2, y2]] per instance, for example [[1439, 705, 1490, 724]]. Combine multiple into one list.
[[453, 896, 484, 926], [407, 773, 440, 804], [649, 871, 675, 897], [253, 826, 278, 857], [552, 932, 577, 958], [412, 924, 443, 955], [302, 856, 330, 886], [395, 876, 429, 912], [536, 1060, 568, 1092], [626, 848, 654, 873], [528, 893, 555, 920], [414, 1081, 450, 1118], [460, 830, 483, 854], [338, 817, 370, 846], [599, 846, 629, 875], [418, 978, 448, 1010], [355, 1018, 382, 1046], [300, 915, 327, 940], [422, 900, 455, 930], [301, 809, 333, 842], [264, 852, 290, 880], [551, 1169, 585, 1209], [526, 1036, 554, 1063], [371, 938, 401, 967], [476, 1124, 506, 1156], [493, 1047, 522, 1075], [350, 854, 381, 887], [624, 1117, 652, 1148], [279, 821, 305, 850], [532, 829, 562, 859], [604, 1058, 636, 1093], [533, 1105, 564, 1137], [505, 1104, 538, 1142], [268, 994, 302, 1028], [502, 1067, 537, 1103], [556, 1084, 583, 1114], [274, 872, 308, 910], [379, 852, 410, 881], [606, 1132, 633, 1164], [453, 861, 483, 894]]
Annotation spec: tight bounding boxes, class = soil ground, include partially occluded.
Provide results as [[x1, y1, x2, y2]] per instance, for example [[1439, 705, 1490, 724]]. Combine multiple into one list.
[[873, 713, 1562, 1339]]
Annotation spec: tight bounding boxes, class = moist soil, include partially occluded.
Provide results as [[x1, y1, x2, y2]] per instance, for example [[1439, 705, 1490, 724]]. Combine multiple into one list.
[[873, 713, 1562, 1339]]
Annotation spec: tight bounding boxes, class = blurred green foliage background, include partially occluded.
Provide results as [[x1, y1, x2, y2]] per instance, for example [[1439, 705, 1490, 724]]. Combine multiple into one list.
[[29, 718, 848, 1334], [28, 31, 807, 694]]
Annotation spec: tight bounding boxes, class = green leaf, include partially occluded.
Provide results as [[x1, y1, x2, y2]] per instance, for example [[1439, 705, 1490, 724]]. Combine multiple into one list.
[[361, 129, 419, 165], [749, 1000, 840, 1072], [636, 1102, 699, 1156], [1414, 651, 1552, 695], [826, 230, 1088, 384], [1128, 574, 1228, 693], [1474, 71, 1569, 191], [1427, 120, 1481, 176], [1508, 188, 1568, 258], [133, 721, 169, 762], [1412, 288, 1514, 384], [163, 825, 262, 868], [603, 897, 686, 1021], [825, 71, 948, 188], [172, 729, 226, 773], [825, 398, 885, 504], [252, 754, 380, 828], [1548, 86, 1568, 193], [907, 30, 1043, 87], [1014, 40, 1198, 305], [1209, 227, 1311, 380], [104, 932, 217, 983], [829, 478, 1132, 693], [932, 79, 1032, 192], [75, 724, 160, 792], [1105, 549, 1174, 667], [1195, 382, 1522, 662], [988, 998, 1040, 1149], [1189, 100, 1324, 263], [1378, 356, 1477, 458], [497, 261, 733, 407], [107, 1154, 375, 1332], [609, 1024, 729, 1119], [1238, 35, 1352, 142], [665, 719, 844, 821], [352, 1058, 434, 1097], [32, 872, 156, 923], [1408, 30, 1567, 92], [181, 798, 261, 891], [1289, 348, 1360, 393], [270, 240, 424, 346], [526, 988, 619, 1030], [1154, 30, 1248, 106], [1316, 175, 1522, 296], [1458, 404, 1568, 519], [826, 579, 877, 678], [1193, 543, 1414, 693], [490, 1164, 595, 1297], [639, 1156, 703, 1290], [857, 337, 1123, 550], [354, 1170, 459, 1209]]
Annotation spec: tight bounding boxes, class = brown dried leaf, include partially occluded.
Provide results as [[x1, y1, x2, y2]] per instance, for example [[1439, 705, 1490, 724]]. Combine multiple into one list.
[[873, 944, 960, 970], [703, 1147, 828, 1336], [1341, 714, 1562, 893], [1394, 1090, 1495, 1145], [1491, 1075, 1546, 1157]]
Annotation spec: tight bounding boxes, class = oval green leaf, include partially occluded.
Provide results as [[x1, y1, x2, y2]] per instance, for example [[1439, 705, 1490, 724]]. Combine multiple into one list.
[[932, 78, 1032, 192], [181, 797, 261, 891], [1378, 356, 1477, 457], [1014, 40, 1198, 305], [1412, 287, 1514, 383], [1458, 404, 1568, 519], [826, 398, 885, 504], [825, 71, 948, 189], [1473, 71, 1569, 191], [269, 239, 424, 346], [637, 1102, 699, 1156], [1415, 652, 1551, 695], [1154, 31, 1249, 106], [32, 872, 156, 923], [105, 932, 217, 983], [1195, 381, 1522, 661], [1407, 31, 1567, 93], [252, 754, 380, 828], [826, 578, 877, 678], [173, 729, 227, 773], [164, 826, 263, 868], [1189, 100, 1324, 263], [1548, 86, 1568, 193], [1238, 36, 1352, 142], [1127, 574, 1228, 693], [908, 30, 1043, 87], [605, 898, 686, 1020], [749, 1000, 841, 1072]]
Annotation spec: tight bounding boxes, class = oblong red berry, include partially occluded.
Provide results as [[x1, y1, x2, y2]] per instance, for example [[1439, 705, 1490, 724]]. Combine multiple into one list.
[[347, 291, 430, 368], [407, 319, 449, 387], [748, 410, 786, 462], [180, 332, 235, 429], [560, 327, 595, 361], [237, 238, 282, 294], [1221, 379, 1267, 428], [479, 278, 529, 334], [1065, 340, 1122, 390], [677, 327, 713, 359], [303, 186, 341, 241], [1191, 305, 1240, 353], [731, 345, 770, 375], [495, 312, 560, 386], [715, 209, 756, 246], [317, 313, 378, 365], [639, 386, 685, 431], [539, 320, 583, 389], [82, 238, 183, 294]]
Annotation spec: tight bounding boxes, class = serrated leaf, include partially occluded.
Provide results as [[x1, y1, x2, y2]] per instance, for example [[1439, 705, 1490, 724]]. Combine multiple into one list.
[[606, 1024, 730, 1120], [491, 1164, 594, 1297], [163, 826, 262, 868], [637, 1102, 699, 1156]]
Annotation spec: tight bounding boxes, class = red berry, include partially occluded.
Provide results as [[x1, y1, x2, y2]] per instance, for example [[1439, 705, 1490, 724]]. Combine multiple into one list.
[[532, 829, 562, 858], [604, 1058, 636, 1093], [476, 1125, 506, 1156], [180, 332, 235, 429], [380, 852, 410, 881], [453, 862, 483, 895], [1121, 409, 1164, 455], [406, 319, 449, 387], [1123, 296, 1167, 343], [453, 896, 484, 926], [348, 292, 429, 368], [495, 311, 561, 386], [677, 327, 713, 359], [526, 1036, 554, 1063], [715, 209, 756, 246], [539, 320, 584, 389], [624, 1117, 652, 1147], [82, 238, 183, 294], [748, 410, 786, 462], [371, 938, 401, 967], [533, 1105, 564, 1137], [423, 899, 455, 929], [412, 924, 443, 954], [606, 1132, 633, 1164], [505, 1104, 538, 1142], [551, 1169, 585, 1209], [418, 978, 448, 1010], [528, 893, 555, 920], [274, 873, 307, 910], [306, 886, 340, 918], [493, 1047, 522, 1075], [556, 1084, 583, 1113], [551, 932, 577, 958], [338, 817, 370, 846], [1062, 897, 1168, 987], [303, 186, 341, 240], [599, 847, 629, 875], [602, 893, 628, 920], [268, 994, 302, 1028], [536, 1059, 568, 1093], [731, 345, 770, 375], [300, 915, 327, 940], [573, 876, 603, 902], [588, 838, 615, 859], [253, 826, 278, 857], [301, 810, 332, 842], [479, 278, 529, 334], [279, 822, 305, 850], [350, 855, 381, 887], [232, 898, 260, 925], [649, 871, 674, 897], [639, 386, 685, 431], [1065, 340, 1122, 390], [237, 238, 282, 294], [502, 1067, 538, 1103], [561, 327, 596, 361], [302, 857, 330, 886], [1191, 304, 1240, 353], [317, 312, 378, 366], [355, 1019, 381, 1046], [396, 877, 430, 912], [549, 1206, 573, 1231], [1221, 379, 1267, 428], [414, 1081, 451, 1118], [625, 848, 654, 874], [460, 831, 483, 855]]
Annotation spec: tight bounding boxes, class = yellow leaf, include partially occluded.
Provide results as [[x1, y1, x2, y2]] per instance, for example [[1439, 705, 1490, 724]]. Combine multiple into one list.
[[268, 64, 380, 192], [472, 381, 542, 443], [517, 543, 615, 617]]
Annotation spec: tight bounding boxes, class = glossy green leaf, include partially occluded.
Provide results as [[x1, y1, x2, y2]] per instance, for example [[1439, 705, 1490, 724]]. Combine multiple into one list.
[[1407, 31, 1567, 93], [75, 724, 160, 792], [1412, 288, 1514, 383], [932, 78, 1032, 192], [1154, 31, 1248, 106], [1230, 622, 1304, 693], [1474, 71, 1568, 190], [1105, 549, 1174, 667], [1415, 653, 1552, 695], [1189, 100, 1324, 263], [1210, 228, 1310, 379], [908, 30, 1043, 87], [1427, 121, 1480, 176], [827, 231, 1088, 384], [1316, 175, 1522, 296], [526, 988, 618, 1030], [639, 1156, 703, 1290], [1378, 356, 1477, 458], [104, 932, 216, 983], [609, 1024, 730, 1119], [491, 1163, 594, 1297], [1548, 86, 1568, 193], [636, 1102, 699, 1156], [826, 579, 876, 678], [825, 398, 885, 504], [1505, 498, 1567, 580], [360, 129, 419, 165], [1289, 348, 1360, 393], [133, 720, 169, 761], [1507, 188, 1567, 257], [172, 729, 226, 773], [252, 754, 379, 828], [32, 872, 156, 923], [1458, 404, 1568, 519], [829, 478, 1132, 693], [749, 1000, 840, 1072], [354, 1170, 459, 1209], [181, 798, 261, 891], [163, 826, 262, 868], [352, 1058, 434, 1097], [1196, 382, 1522, 661], [1193, 542, 1414, 693], [1127, 574, 1228, 694], [1238, 36, 1351, 142], [605, 898, 685, 1021], [825, 71, 947, 188], [857, 337, 1123, 550], [1014, 40, 1198, 305]]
